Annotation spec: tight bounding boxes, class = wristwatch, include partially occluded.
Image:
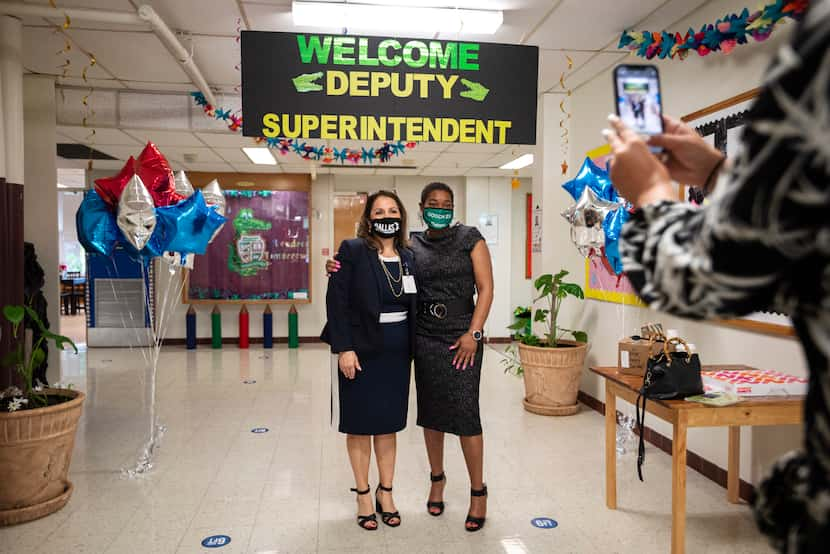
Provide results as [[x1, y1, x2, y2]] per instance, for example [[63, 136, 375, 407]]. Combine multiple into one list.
[[470, 330, 484, 342]]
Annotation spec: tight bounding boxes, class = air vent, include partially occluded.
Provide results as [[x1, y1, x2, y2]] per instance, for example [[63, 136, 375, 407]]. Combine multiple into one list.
[[57, 143, 118, 160], [94, 278, 146, 328]]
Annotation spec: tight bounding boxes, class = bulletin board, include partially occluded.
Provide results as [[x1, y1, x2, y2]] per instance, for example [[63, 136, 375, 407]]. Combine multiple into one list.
[[183, 173, 312, 305], [680, 89, 794, 337]]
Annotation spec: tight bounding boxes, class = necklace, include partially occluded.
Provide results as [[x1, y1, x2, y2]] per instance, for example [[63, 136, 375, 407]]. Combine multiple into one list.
[[379, 255, 404, 298]]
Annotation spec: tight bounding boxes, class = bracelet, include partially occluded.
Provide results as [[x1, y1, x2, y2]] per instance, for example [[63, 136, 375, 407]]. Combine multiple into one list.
[[702, 155, 726, 194]]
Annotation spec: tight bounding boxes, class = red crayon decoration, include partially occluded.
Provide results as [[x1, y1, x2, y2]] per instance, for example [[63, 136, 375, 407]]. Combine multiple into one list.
[[239, 304, 249, 349]]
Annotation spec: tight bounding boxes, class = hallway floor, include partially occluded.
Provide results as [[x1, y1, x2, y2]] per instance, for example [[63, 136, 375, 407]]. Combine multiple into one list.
[[1, 344, 772, 553]]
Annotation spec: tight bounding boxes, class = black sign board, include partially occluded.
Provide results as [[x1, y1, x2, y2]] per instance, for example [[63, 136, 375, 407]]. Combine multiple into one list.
[[241, 31, 539, 144]]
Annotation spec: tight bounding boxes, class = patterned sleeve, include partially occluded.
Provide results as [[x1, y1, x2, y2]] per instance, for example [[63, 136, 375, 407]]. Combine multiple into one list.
[[620, 11, 830, 320], [461, 225, 485, 252]]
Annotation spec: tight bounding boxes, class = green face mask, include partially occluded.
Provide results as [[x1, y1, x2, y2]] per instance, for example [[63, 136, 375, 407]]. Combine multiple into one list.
[[423, 207, 454, 230]]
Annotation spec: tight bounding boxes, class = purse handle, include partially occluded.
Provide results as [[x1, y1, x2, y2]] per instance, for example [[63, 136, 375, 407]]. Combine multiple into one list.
[[647, 333, 665, 359], [663, 337, 691, 363]]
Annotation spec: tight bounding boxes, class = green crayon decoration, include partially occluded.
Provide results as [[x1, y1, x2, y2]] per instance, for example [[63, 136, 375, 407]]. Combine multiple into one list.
[[288, 304, 299, 349], [211, 305, 222, 349]]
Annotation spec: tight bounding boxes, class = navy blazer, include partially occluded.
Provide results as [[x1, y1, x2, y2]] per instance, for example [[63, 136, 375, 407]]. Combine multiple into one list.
[[320, 238, 418, 355]]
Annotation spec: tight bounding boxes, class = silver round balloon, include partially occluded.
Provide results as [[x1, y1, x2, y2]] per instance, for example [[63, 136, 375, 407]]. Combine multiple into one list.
[[117, 175, 157, 251], [173, 170, 194, 198], [201, 178, 226, 242], [561, 187, 621, 258]]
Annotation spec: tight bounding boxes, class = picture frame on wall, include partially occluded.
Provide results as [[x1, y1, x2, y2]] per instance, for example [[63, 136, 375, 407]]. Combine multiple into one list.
[[681, 89, 795, 338]]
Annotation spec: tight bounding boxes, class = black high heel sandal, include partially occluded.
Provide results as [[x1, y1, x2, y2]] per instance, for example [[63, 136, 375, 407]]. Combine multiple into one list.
[[465, 485, 488, 532], [426, 472, 446, 516], [375, 484, 401, 527], [350, 486, 378, 531]]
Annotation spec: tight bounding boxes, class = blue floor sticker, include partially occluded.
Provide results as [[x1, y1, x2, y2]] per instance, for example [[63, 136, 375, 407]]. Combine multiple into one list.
[[201, 535, 231, 548], [251, 427, 269, 434], [531, 517, 558, 529]]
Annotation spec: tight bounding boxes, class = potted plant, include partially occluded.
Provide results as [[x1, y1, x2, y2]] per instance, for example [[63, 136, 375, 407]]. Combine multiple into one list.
[[0, 305, 82, 526], [504, 270, 589, 416], [512, 305, 532, 339]]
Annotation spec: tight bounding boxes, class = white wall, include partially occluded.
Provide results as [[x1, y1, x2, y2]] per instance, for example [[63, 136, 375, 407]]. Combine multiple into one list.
[[510, 179, 534, 319], [543, 0, 802, 485], [158, 172, 529, 342]]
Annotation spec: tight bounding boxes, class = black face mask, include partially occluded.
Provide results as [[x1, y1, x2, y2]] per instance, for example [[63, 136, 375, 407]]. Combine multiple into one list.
[[371, 218, 401, 238]]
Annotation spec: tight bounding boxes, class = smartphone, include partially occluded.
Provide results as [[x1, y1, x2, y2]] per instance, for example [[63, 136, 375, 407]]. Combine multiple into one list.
[[613, 64, 664, 152]]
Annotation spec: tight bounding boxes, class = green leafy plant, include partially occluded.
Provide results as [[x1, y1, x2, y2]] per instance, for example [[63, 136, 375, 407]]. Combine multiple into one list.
[[502, 270, 588, 376], [1, 305, 77, 412]]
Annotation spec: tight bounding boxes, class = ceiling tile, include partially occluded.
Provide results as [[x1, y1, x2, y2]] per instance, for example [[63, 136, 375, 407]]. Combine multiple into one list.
[[419, 167, 469, 177], [122, 129, 203, 147], [561, 52, 628, 92], [396, 150, 440, 166], [212, 147, 250, 164], [22, 27, 110, 81], [538, 50, 596, 92], [374, 168, 419, 176], [94, 144, 143, 161], [58, 126, 140, 146], [429, 152, 493, 168], [410, 142, 449, 153], [191, 36, 241, 88], [230, 163, 283, 174], [196, 132, 254, 148], [159, 147, 223, 164], [68, 29, 189, 82], [329, 167, 376, 176], [483, 146, 535, 168], [145, 0, 242, 35], [445, 143, 508, 154], [183, 162, 234, 173]]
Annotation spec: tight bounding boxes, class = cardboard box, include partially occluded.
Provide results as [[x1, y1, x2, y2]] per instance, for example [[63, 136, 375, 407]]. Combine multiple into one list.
[[617, 338, 661, 376], [702, 366, 807, 397]]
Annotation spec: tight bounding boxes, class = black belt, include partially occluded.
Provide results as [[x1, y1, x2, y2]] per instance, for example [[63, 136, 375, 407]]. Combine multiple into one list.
[[419, 298, 474, 320]]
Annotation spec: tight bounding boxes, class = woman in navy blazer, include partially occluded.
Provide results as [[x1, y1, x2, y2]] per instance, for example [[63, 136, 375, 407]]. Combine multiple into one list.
[[321, 190, 417, 531]]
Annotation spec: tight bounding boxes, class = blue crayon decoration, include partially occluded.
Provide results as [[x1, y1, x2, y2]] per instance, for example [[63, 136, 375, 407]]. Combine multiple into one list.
[[186, 305, 197, 350], [263, 305, 273, 349]]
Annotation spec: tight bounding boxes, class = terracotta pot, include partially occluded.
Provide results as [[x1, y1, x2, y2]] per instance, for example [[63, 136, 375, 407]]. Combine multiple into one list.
[[0, 389, 85, 526], [518, 341, 588, 416]]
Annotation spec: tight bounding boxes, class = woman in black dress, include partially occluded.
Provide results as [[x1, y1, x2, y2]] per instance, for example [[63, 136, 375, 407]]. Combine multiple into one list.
[[413, 183, 494, 532], [321, 191, 418, 531], [328, 183, 495, 531]]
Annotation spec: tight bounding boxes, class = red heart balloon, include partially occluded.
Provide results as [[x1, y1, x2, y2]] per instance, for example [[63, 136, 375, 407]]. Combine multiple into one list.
[[136, 142, 183, 207], [94, 156, 136, 208]]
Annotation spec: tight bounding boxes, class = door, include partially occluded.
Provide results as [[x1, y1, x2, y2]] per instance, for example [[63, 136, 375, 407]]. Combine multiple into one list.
[[332, 193, 367, 252]]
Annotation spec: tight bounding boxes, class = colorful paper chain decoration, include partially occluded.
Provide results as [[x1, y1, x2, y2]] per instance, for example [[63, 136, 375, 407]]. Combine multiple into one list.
[[191, 92, 417, 165], [618, 0, 808, 60]]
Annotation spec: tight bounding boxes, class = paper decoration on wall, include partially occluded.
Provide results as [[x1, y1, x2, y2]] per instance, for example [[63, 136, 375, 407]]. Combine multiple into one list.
[[559, 55, 573, 175], [618, 0, 807, 60]]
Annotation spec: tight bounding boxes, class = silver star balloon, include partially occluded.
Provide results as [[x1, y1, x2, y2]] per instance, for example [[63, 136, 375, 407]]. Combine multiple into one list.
[[201, 178, 226, 242], [173, 170, 194, 198], [561, 187, 622, 258], [117, 175, 157, 251]]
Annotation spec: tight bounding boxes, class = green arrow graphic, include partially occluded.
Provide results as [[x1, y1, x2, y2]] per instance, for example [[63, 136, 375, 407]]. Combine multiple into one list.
[[459, 78, 489, 102], [292, 72, 324, 93]]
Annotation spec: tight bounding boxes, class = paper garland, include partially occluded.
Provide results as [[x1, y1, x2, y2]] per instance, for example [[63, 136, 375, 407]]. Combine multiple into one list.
[[191, 92, 417, 165], [618, 0, 807, 60]]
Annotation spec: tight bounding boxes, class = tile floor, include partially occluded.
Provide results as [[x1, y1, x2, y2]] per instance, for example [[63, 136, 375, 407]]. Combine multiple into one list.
[[1, 344, 773, 554]]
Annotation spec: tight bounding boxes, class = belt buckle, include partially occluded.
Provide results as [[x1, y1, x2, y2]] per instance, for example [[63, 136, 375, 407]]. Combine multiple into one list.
[[430, 303, 447, 320]]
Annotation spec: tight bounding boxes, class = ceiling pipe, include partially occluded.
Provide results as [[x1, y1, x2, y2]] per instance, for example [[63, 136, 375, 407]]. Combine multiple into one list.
[[137, 5, 217, 106], [0, 1, 218, 106]]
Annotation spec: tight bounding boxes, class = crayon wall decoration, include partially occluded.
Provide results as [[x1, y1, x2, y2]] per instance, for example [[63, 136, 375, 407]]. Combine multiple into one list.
[[263, 305, 273, 349], [239, 304, 250, 349], [288, 304, 299, 349], [186, 305, 197, 350], [211, 305, 222, 349]]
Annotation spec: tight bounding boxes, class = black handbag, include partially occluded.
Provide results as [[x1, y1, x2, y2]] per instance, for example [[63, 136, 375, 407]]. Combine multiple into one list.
[[636, 337, 704, 481]]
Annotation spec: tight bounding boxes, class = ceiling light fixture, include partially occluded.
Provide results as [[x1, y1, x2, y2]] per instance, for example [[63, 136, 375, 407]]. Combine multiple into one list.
[[242, 147, 278, 165], [292, 1, 503, 34], [500, 154, 534, 170]]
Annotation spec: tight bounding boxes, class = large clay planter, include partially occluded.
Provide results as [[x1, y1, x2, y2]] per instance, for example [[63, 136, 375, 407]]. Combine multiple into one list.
[[518, 341, 588, 416], [0, 389, 84, 526]]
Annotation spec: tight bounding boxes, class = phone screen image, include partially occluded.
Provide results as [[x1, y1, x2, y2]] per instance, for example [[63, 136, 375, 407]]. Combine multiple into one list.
[[614, 66, 663, 138]]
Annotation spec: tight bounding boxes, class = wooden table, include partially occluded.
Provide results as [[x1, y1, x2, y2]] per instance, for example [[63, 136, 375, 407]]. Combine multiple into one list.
[[591, 366, 804, 554]]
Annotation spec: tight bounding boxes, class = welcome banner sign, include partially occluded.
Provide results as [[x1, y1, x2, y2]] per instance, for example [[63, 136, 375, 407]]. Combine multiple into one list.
[[241, 32, 539, 145]]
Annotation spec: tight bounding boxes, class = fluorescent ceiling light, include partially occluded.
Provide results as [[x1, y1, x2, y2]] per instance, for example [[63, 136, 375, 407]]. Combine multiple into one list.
[[292, 1, 503, 34], [500, 154, 534, 170], [242, 147, 277, 165]]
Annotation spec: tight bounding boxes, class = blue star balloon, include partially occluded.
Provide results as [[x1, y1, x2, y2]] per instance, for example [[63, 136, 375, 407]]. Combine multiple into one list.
[[156, 190, 226, 255], [562, 157, 617, 204], [76, 190, 119, 256]]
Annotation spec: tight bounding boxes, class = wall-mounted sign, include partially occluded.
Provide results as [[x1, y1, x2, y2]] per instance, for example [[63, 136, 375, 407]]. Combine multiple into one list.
[[242, 32, 539, 144]]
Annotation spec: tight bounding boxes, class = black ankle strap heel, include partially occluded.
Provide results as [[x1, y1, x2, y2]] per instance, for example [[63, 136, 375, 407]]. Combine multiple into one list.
[[350, 486, 378, 531], [427, 472, 446, 516], [465, 485, 488, 532], [375, 484, 401, 527]]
